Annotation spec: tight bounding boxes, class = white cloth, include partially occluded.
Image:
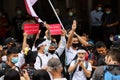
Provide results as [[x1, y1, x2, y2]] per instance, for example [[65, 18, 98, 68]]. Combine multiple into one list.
[[32, 39, 51, 51], [65, 47, 78, 65], [70, 60, 92, 80]]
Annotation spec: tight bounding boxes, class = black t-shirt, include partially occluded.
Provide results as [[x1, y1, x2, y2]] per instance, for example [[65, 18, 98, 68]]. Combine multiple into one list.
[[0, 63, 20, 77]]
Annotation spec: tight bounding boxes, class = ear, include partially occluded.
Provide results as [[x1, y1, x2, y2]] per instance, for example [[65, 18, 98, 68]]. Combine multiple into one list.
[[107, 56, 112, 64]]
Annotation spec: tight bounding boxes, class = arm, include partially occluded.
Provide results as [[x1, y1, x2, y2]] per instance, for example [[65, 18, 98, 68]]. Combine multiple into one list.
[[44, 22, 51, 40], [110, 21, 119, 27], [80, 62, 92, 78], [22, 33, 28, 51], [56, 30, 66, 56], [75, 33, 90, 46], [68, 60, 79, 73], [66, 20, 77, 49], [32, 30, 41, 51]]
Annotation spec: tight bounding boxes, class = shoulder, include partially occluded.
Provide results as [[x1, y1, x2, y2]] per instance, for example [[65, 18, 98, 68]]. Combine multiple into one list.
[[93, 66, 104, 76]]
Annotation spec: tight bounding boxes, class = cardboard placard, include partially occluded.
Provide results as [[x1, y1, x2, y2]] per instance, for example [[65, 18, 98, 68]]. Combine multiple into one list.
[[49, 24, 62, 35], [24, 23, 39, 34]]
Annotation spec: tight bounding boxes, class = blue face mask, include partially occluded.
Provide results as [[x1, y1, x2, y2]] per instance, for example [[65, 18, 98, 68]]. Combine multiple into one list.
[[11, 57, 18, 64]]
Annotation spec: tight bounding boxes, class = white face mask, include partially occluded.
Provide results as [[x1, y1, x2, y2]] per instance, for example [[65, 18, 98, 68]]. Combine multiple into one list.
[[68, 12, 73, 16], [109, 36, 114, 41], [2, 56, 7, 62], [17, 10, 22, 14], [97, 7, 102, 11]]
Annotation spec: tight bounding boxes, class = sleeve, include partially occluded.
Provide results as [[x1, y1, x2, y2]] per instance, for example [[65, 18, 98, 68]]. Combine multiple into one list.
[[34, 56, 41, 70], [86, 62, 92, 71], [70, 60, 76, 67], [32, 46, 37, 51], [15, 51, 25, 68], [56, 36, 66, 56]]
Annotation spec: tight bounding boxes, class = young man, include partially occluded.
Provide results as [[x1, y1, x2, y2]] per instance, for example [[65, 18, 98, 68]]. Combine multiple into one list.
[[0, 47, 20, 77], [68, 49, 92, 80], [90, 3, 103, 42], [92, 48, 120, 80]]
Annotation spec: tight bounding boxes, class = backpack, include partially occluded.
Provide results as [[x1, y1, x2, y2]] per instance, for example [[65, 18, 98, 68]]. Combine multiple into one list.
[[103, 66, 120, 80], [69, 60, 88, 80]]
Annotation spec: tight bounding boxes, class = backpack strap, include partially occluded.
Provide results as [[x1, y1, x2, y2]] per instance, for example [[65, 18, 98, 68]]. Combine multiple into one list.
[[0, 63, 6, 70], [37, 55, 42, 67], [85, 61, 88, 69]]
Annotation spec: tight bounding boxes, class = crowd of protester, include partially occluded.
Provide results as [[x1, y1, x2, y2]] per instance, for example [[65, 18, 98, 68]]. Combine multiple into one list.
[[0, 3, 120, 80]]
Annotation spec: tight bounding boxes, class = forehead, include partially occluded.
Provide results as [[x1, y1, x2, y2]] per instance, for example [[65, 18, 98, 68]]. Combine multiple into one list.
[[105, 8, 111, 11], [78, 52, 86, 55], [96, 47, 106, 51], [9, 53, 18, 57], [98, 4, 102, 7]]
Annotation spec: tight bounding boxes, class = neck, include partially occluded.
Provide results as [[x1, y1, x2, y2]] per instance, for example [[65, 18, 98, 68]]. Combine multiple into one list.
[[51, 71, 62, 79], [6, 61, 15, 67], [38, 50, 44, 54]]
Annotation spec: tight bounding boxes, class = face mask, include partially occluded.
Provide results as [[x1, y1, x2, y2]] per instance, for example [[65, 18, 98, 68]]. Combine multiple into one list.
[[48, 50, 55, 54], [72, 43, 79, 48], [106, 11, 111, 14], [97, 7, 102, 11], [11, 57, 18, 64], [109, 36, 113, 41], [68, 12, 73, 16], [17, 10, 22, 14], [2, 56, 7, 62], [44, 46, 49, 53]]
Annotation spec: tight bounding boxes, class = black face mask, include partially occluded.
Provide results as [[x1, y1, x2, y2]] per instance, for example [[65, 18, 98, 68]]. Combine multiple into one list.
[[49, 50, 55, 54], [72, 43, 79, 48]]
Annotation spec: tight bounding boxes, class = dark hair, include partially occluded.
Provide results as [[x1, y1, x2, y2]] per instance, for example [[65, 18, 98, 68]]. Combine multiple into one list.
[[33, 70, 51, 80], [104, 4, 112, 9], [107, 49, 120, 63], [7, 47, 19, 55], [95, 41, 106, 48], [4, 69, 20, 80]]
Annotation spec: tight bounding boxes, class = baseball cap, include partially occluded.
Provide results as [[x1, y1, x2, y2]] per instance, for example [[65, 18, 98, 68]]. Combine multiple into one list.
[[113, 35, 120, 41], [5, 37, 15, 44]]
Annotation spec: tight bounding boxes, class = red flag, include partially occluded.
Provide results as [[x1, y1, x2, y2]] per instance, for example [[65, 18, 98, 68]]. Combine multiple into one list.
[[24, 0, 43, 22]]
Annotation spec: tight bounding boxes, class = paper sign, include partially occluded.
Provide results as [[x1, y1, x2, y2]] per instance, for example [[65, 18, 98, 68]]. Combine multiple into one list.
[[24, 24, 39, 34], [49, 24, 62, 35]]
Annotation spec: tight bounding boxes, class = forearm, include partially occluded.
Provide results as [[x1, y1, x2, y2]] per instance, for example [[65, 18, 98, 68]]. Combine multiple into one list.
[[111, 21, 119, 27], [22, 36, 27, 50], [76, 34, 88, 46], [68, 62, 78, 73]]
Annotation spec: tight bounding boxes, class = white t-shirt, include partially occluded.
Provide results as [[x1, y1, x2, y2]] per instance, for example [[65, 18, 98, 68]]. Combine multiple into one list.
[[70, 60, 92, 80], [34, 53, 49, 70], [54, 78, 67, 80], [65, 47, 78, 65]]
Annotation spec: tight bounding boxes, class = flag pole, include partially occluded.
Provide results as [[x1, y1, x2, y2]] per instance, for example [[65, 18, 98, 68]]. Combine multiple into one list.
[[48, 0, 65, 30]]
